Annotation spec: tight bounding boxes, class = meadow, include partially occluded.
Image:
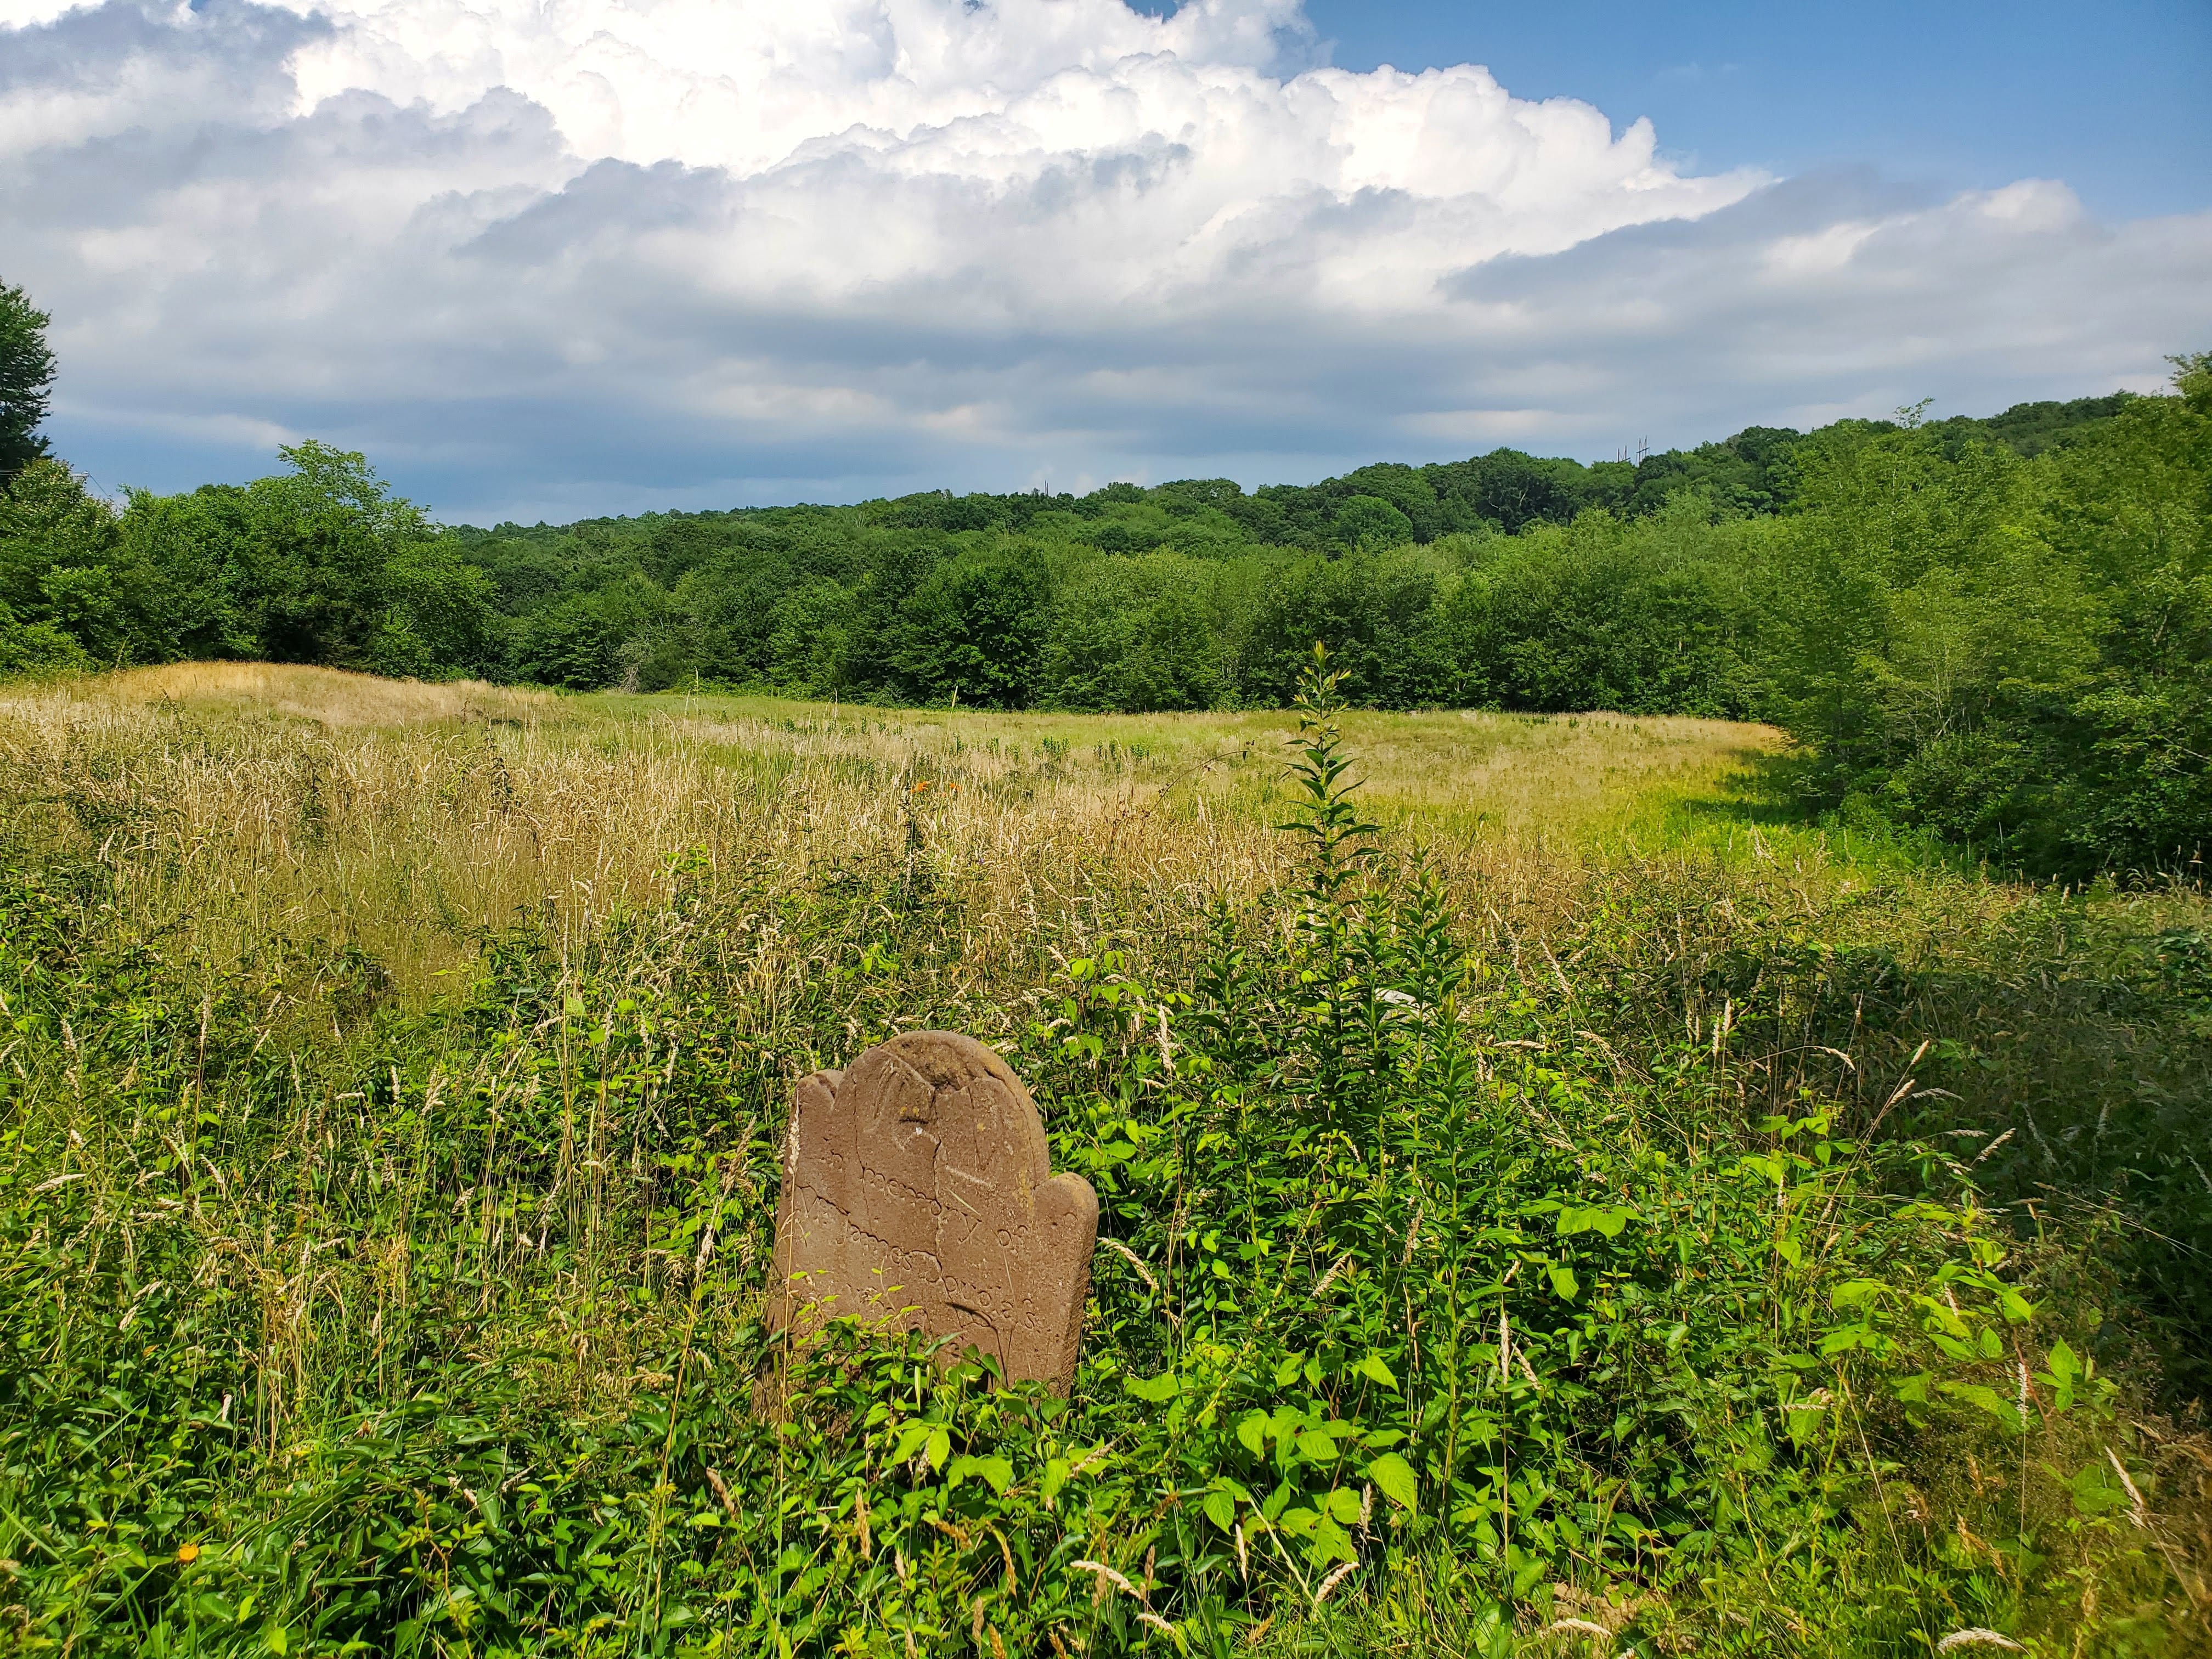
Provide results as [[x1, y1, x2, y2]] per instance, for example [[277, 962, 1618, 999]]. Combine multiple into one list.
[[2, 661, 2207, 1657]]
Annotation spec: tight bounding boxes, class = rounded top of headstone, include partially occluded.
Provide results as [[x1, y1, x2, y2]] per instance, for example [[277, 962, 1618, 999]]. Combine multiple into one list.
[[866, 1030, 1026, 1088], [842, 1031, 1048, 1191]]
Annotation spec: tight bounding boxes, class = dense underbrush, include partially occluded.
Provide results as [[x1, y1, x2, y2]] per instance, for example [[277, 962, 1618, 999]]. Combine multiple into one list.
[[1, 659, 2206, 1655]]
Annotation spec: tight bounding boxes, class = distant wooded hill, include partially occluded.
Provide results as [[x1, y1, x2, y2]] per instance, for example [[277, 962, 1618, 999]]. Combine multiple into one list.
[[467, 390, 2138, 559], [3, 319, 2205, 877]]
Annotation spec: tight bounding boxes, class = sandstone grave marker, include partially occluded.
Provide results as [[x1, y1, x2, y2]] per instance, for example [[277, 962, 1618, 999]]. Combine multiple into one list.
[[772, 1031, 1098, 1391]]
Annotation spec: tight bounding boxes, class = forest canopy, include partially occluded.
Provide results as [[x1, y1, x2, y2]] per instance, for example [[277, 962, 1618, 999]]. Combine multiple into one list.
[[0, 276, 2204, 877]]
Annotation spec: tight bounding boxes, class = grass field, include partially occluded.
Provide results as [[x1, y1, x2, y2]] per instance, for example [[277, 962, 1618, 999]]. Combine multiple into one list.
[[2, 663, 2207, 1657], [2, 663, 1780, 998]]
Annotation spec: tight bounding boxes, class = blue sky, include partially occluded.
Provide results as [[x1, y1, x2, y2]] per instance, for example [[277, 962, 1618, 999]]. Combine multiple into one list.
[[4, 0, 2209, 521], [1299, 0, 2211, 221]]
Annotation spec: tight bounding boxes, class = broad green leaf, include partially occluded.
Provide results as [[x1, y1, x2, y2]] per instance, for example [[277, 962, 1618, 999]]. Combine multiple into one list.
[[2068, 1462, 2129, 1515], [2040, 1339, 2080, 1411], [947, 1455, 1012, 1495], [891, 1423, 931, 1465], [1366, 1452, 1418, 1509], [1938, 1381, 2023, 1435], [1310, 1514, 1358, 1565], [924, 1427, 951, 1471], [1915, 1293, 1971, 1339], [1548, 1265, 1578, 1301], [1355, 1352, 1397, 1389], [1125, 1370, 1181, 1403], [1556, 1204, 1634, 1239], [1325, 1486, 1363, 1524], [1201, 1489, 1236, 1532], [1235, 1412, 1268, 1457]]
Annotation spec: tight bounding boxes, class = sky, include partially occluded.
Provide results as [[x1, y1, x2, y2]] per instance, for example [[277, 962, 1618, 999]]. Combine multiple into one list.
[[1296, 1, 2212, 222], [3, 0, 2208, 524]]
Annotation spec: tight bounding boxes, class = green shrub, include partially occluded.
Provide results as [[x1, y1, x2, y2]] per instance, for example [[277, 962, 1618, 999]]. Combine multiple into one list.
[[0, 597, 90, 676]]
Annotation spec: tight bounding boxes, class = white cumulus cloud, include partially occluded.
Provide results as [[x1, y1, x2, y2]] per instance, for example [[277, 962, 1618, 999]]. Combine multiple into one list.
[[1, 0, 2205, 521]]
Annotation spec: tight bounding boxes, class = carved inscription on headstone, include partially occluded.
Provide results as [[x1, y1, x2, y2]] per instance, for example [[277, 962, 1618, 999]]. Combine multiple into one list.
[[772, 1031, 1098, 1392]]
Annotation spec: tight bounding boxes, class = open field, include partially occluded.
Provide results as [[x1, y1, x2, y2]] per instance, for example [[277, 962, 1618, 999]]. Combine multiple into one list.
[[2, 664, 2208, 1657], [3, 663, 1783, 1000]]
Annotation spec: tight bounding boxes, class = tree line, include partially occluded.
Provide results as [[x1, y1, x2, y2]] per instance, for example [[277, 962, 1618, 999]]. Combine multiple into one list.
[[2, 278, 2204, 877]]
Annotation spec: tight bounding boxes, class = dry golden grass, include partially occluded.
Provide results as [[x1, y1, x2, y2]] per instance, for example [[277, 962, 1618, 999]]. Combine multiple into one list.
[[88, 659, 554, 726], [0, 662, 1923, 1004], [582, 686, 1779, 839], [24, 662, 2203, 1026]]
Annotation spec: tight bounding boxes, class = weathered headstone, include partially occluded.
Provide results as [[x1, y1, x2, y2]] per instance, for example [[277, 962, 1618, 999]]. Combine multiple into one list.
[[771, 1031, 1098, 1392]]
